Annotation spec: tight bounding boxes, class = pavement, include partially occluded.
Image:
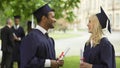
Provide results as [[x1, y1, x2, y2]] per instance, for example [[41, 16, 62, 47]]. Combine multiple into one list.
[[55, 31, 120, 57]]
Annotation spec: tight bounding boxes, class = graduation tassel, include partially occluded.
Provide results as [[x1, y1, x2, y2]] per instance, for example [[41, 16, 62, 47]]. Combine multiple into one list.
[[32, 15, 34, 28], [104, 19, 111, 36], [106, 20, 109, 32], [107, 19, 111, 33]]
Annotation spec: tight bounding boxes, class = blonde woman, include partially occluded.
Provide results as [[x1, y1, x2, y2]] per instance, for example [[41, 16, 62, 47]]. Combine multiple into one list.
[[80, 7, 116, 68]]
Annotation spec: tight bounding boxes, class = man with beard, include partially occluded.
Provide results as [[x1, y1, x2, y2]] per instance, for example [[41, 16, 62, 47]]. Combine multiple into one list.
[[20, 4, 64, 68]]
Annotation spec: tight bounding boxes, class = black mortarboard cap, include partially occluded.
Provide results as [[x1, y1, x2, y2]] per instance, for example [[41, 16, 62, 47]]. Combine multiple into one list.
[[96, 7, 111, 33], [14, 15, 21, 19], [33, 4, 52, 22]]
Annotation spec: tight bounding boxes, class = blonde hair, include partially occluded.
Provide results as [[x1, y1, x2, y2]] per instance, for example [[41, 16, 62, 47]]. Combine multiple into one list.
[[87, 15, 104, 46]]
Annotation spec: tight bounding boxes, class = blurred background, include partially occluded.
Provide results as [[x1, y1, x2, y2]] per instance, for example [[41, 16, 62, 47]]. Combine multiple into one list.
[[0, 0, 120, 68]]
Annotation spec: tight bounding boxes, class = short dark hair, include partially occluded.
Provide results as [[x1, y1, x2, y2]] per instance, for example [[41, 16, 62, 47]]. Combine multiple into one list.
[[14, 15, 21, 19]]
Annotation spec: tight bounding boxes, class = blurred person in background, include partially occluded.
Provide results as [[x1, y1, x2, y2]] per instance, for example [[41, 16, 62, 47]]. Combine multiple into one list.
[[1, 18, 15, 68], [11, 15, 25, 68], [27, 21, 33, 34]]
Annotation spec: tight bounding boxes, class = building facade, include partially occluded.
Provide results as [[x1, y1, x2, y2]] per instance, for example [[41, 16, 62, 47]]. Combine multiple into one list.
[[78, 0, 120, 30]]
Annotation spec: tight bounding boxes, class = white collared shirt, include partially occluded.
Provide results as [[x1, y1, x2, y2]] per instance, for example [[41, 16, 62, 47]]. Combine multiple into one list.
[[13, 25, 22, 41], [90, 40, 93, 48], [14, 25, 20, 30], [35, 25, 51, 67], [35, 25, 47, 34]]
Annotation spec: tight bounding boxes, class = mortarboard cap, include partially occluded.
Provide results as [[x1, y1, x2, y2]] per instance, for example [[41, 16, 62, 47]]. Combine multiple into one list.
[[96, 7, 111, 33], [33, 4, 52, 22], [14, 15, 21, 19]]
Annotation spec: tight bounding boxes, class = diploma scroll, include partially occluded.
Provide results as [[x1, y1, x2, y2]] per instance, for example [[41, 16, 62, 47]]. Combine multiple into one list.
[[80, 49, 84, 63], [58, 48, 70, 60]]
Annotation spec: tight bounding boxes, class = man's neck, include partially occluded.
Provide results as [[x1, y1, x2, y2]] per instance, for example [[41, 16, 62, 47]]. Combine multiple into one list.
[[38, 23, 49, 31], [15, 24, 19, 26]]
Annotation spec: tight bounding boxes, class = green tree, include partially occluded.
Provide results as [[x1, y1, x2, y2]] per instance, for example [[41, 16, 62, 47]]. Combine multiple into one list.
[[0, 0, 80, 26]]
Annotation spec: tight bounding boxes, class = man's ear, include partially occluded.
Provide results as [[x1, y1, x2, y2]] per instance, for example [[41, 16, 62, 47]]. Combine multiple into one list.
[[41, 16, 47, 22]]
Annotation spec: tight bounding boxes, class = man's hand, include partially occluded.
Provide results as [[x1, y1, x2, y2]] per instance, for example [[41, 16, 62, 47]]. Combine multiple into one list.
[[51, 60, 59, 68], [57, 60, 64, 67], [80, 62, 92, 68], [17, 37, 21, 41], [51, 60, 64, 68], [14, 36, 21, 41]]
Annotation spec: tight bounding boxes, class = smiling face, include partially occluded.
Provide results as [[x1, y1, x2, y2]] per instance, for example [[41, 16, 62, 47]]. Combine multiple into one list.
[[87, 15, 102, 34], [87, 16, 95, 33], [39, 10, 56, 31], [46, 11, 56, 28]]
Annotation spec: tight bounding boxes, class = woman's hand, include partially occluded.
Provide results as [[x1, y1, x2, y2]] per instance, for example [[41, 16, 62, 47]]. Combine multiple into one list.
[[80, 62, 92, 68]]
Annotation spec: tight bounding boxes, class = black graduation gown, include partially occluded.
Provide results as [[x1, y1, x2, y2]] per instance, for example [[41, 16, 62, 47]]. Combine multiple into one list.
[[83, 37, 116, 68], [1, 26, 15, 68], [1, 26, 14, 53], [20, 29, 56, 68], [11, 26, 25, 61]]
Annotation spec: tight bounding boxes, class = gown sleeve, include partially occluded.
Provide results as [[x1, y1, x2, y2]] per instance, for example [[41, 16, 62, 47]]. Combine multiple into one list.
[[92, 38, 116, 68], [20, 34, 45, 68], [20, 27, 25, 39]]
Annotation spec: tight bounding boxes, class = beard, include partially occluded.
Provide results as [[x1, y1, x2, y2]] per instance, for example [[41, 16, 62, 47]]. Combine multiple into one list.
[[49, 22, 54, 28], [47, 20, 54, 29]]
